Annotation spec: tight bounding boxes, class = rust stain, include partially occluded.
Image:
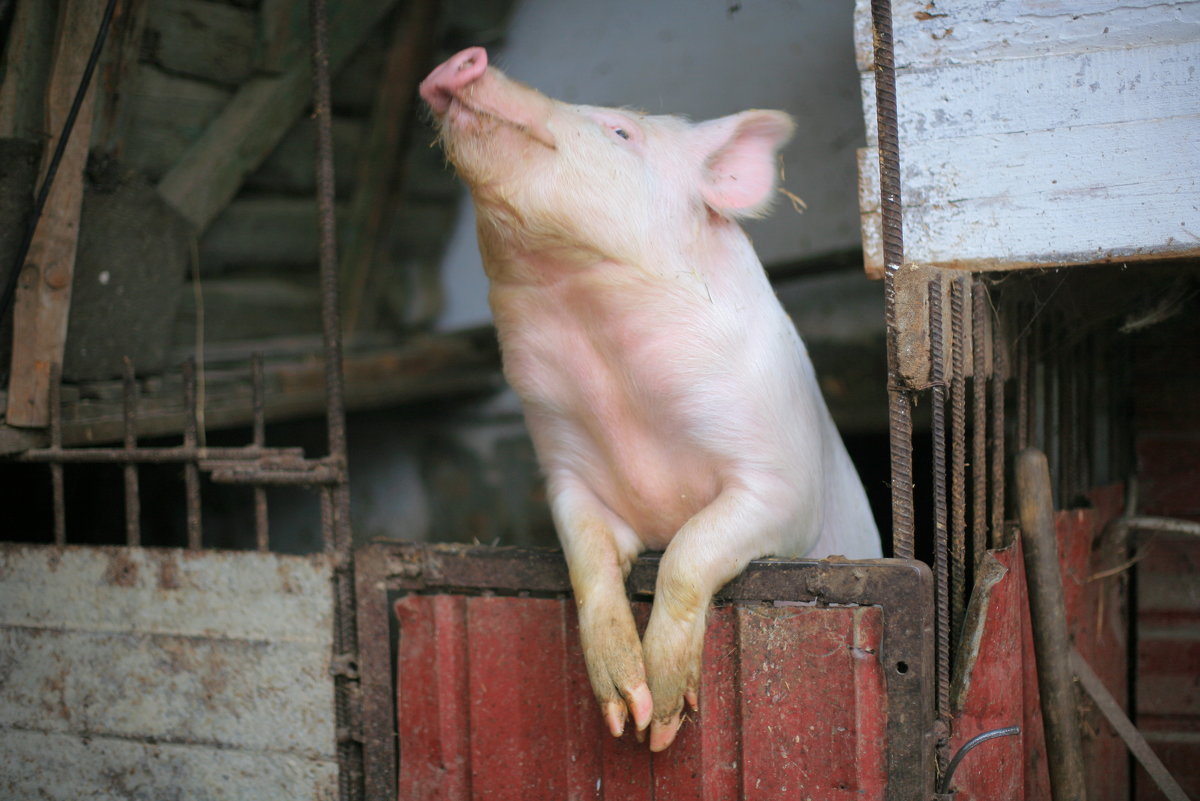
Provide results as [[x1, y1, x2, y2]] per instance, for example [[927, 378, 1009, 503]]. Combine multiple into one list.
[[103, 552, 139, 587], [42, 669, 72, 722], [157, 556, 181, 590]]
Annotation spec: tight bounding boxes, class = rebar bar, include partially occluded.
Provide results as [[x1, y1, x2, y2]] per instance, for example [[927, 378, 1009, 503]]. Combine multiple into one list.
[[309, 0, 361, 796], [870, 0, 916, 561], [252, 353, 270, 552], [122, 357, 141, 547], [50, 363, 65, 545], [182, 358, 202, 549], [990, 298, 1006, 549], [950, 277, 967, 639], [929, 276, 951, 727], [971, 281, 988, 566]]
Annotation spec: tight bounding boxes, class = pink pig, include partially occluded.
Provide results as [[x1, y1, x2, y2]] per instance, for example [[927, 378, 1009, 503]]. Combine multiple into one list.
[[420, 47, 881, 751]]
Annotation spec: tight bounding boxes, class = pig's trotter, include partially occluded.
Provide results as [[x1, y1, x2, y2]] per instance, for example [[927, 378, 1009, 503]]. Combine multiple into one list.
[[577, 599, 653, 737], [642, 594, 708, 751]]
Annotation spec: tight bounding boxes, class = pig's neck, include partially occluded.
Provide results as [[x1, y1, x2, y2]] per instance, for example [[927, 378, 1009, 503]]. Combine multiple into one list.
[[481, 215, 760, 294]]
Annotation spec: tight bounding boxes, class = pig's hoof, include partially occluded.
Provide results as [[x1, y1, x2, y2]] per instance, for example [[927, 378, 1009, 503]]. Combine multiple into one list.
[[603, 683, 653, 737], [649, 712, 684, 752]]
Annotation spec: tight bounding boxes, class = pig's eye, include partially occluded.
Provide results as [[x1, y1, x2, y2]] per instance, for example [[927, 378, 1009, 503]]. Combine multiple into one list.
[[612, 127, 630, 140]]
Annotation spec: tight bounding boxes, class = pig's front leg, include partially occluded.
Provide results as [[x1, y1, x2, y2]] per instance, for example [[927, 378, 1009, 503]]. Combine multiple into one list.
[[551, 481, 655, 738], [641, 486, 809, 751]]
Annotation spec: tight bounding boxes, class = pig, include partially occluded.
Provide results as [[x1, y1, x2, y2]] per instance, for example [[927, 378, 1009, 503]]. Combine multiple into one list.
[[419, 47, 881, 752]]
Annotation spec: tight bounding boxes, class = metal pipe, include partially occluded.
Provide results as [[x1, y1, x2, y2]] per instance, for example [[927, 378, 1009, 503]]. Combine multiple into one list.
[[938, 725, 1021, 795], [17, 445, 305, 463], [1017, 448, 1087, 801]]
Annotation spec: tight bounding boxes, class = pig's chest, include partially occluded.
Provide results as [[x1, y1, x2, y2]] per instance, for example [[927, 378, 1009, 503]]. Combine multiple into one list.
[[493, 278, 735, 544]]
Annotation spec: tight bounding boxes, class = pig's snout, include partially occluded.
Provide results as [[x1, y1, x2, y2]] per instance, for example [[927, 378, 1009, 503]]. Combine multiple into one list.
[[420, 47, 488, 116]]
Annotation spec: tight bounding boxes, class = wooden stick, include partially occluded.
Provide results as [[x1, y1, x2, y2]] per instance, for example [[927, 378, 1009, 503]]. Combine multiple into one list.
[[6, 0, 107, 427]]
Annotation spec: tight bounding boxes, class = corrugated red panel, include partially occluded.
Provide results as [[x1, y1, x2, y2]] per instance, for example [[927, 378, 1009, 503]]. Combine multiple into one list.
[[395, 596, 887, 801]]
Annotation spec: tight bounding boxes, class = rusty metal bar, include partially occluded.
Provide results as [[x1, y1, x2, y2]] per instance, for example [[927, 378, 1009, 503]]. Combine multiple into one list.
[[870, 0, 916, 561], [122, 357, 141, 547], [309, 0, 361, 796], [950, 277, 967, 639], [929, 276, 951, 730], [972, 282, 988, 566], [49, 363, 65, 545], [1071, 649, 1189, 801], [1017, 307, 1029, 451], [205, 460, 342, 486], [182, 357, 202, 549], [990, 301, 1006, 549], [1017, 448, 1088, 801], [17, 445, 305, 463], [252, 353, 270, 552]]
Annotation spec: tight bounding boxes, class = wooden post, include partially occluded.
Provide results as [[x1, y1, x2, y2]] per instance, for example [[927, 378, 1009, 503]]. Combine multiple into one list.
[[6, 0, 107, 427]]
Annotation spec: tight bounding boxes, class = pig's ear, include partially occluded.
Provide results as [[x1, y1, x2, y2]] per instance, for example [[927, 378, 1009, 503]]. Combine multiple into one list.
[[694, 110, 795, 219]]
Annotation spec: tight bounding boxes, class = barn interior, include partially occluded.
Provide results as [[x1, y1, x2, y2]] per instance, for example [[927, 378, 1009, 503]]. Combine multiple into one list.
[[1, 0, 1198, 799]]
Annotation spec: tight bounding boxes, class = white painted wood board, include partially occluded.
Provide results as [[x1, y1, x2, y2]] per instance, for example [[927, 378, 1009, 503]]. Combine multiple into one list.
[[0, 544, 337, 801], [854, 0, 1200, 274]]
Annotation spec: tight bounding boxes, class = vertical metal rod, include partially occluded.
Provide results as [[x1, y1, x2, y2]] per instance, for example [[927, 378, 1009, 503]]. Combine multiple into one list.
[[182, 358, 202, 549], [929, 276, 951, 727], [972, 281, 988, 565], [1017, 309, 1030, 451], [309, 0, 360, 797], [990, 302, 1007, 550], [950, 277, 968, 638], [252, 353, 269, 552], [122, 357, 141, 547], [1017, 448, 1089, 801], [870, 0, 916, 561], [49, 363, 66, 545]]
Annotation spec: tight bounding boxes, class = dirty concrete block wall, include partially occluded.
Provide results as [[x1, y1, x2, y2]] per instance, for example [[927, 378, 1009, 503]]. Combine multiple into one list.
[[0, 545, 337, 801]]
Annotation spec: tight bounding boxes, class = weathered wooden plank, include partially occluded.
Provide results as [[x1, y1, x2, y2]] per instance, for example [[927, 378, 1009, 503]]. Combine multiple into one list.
[[157, 0, 400, 233], [120, 64, 232, 180], [142, 0, 258, 87], [341, 0, 438, 333], [860, 39, 1200, 147], [858, 115, 1200, 273], [6, 0, 107, 428], [0, 543, 336, 800], [854, 0, 1200, 71], [243, 116, 362, 196], [855, 2, 1200, 273], [200, 198, 350, 269], [0, 0, 59, 139], [90, 0, 151, 156]]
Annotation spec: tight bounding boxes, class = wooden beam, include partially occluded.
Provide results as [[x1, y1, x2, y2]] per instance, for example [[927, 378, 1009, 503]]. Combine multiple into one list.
[[91, 0, 151, 157], [0, 0, 60, 139], [6, 0, 106, 428], [340, 0, 439, 334], [156, 0, 400, 234]]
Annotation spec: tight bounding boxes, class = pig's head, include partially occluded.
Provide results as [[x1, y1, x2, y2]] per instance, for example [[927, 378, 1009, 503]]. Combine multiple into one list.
[[420, 47, 795, 276]]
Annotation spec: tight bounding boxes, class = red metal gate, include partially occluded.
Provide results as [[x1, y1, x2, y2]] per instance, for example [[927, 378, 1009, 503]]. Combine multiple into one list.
[[356, 544, 934, 801]]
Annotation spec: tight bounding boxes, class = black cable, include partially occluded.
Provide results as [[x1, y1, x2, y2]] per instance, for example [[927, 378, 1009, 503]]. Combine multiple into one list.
[[1, 0, 120, 329]]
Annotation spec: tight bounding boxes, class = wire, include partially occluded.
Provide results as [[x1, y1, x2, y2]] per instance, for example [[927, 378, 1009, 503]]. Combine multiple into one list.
[[1, 0, 120, 330]]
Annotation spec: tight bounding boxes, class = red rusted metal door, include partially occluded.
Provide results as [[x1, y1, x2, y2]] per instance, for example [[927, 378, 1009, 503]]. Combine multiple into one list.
[[356, 545, 934, 801]]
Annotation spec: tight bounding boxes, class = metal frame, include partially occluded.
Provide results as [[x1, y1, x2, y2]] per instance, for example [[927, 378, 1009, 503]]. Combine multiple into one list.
[[355, 542, 935, 801]]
